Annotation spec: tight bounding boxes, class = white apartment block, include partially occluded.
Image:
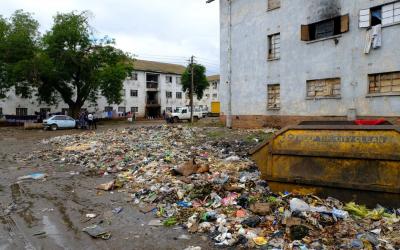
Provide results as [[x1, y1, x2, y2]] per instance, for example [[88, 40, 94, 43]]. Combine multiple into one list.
[[0, 60, 220, 119]]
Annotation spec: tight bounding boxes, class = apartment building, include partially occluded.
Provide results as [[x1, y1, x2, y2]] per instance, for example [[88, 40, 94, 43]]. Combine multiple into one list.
[[218, 0, 400, 128], [0, 60, 220, 119], [96, 60, 188, 118], [193, 75, 220, 112]]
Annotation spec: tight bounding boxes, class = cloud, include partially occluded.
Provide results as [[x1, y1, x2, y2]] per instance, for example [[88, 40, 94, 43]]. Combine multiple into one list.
[[1, 0, 220, 74]]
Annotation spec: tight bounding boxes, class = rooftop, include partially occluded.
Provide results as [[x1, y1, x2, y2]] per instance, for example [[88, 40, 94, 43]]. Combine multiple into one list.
[[133, 59, 186, 75], [207, 75, 220, 82]]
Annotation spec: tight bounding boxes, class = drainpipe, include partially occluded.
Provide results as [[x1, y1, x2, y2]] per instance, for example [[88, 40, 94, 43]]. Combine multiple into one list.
[[226, 0, 233, 128]]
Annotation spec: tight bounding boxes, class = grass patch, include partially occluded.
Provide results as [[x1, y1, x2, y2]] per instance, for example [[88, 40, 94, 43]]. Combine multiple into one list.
[[244, 131, 272, 143], [207, 130, 226, 139]]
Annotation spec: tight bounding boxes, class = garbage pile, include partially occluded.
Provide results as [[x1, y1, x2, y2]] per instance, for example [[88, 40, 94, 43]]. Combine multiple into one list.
[[35, 126, 399, 249]]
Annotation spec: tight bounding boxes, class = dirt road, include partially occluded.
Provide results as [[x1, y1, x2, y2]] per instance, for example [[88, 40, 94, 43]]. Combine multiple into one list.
[[0, 123, 214, 250]]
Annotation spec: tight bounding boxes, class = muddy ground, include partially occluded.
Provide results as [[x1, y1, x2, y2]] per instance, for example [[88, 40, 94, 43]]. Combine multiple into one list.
[[0, 121, 210, 250], [0, 120, 263, 250]]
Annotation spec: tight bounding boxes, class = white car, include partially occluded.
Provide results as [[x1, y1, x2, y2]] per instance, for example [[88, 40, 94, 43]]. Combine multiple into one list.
[[170, 107, 202, 123], [43, 115, 76, 131]]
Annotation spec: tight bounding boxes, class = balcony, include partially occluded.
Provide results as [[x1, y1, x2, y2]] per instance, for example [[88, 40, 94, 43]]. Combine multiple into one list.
[[146, 99, 160, 107], [146, 82, 159, 89]]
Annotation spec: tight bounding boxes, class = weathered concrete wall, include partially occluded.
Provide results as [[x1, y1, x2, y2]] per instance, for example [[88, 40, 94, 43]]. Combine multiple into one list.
[[219, 0, 400, 126]]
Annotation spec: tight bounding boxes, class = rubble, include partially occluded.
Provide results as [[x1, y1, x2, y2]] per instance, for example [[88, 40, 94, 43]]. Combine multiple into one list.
[[29, 125, 399, 248]]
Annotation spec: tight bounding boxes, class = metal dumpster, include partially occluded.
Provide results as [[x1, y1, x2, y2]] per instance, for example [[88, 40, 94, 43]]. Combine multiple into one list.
[[250, 121, 400, 194]]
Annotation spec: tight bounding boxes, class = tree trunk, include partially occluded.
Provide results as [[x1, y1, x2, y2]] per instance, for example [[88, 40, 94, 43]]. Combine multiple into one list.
[[69, 104, 83, 119]]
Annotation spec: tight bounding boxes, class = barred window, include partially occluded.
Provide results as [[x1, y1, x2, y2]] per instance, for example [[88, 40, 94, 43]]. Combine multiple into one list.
[[267, 84, 280, 109], [131, 107, 138, 113], [268, 33, 280, 60], [176, 92, 182, 99], [307, 78, 341, 98], [369, 71, 400, 94], [130, 90, 138, 97], [166, 91, 172, 98], [118, 107, 126, 113]]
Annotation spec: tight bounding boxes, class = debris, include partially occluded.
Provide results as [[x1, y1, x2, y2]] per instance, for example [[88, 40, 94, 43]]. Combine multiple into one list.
[[249, 203, 271, 216], [163, 217, 177, 227], [290, 198, 310, 213], [183, 247, 201, 250], [332, 208, 349, 219], [253, 236, 268, 246], [112, 207, 123, 214], [29, 126, 400, 248], [32, 231, 46, 236], [85, 213, 97, 218], [290, 225, 310, 241], [241, 216, 261, 228], [17, 173, 47, 181], [96, 180, 115, 191], [148, 219, 163, 226], [177, 234, 191, 240], [82, 225, 111, 240]]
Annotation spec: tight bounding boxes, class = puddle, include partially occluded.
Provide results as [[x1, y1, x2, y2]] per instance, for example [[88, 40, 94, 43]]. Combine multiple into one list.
[[42, 215, 70, 249]]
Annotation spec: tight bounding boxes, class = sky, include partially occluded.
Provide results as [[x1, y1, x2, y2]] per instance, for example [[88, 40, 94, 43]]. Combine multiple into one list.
[[1, 0, 220, 75]]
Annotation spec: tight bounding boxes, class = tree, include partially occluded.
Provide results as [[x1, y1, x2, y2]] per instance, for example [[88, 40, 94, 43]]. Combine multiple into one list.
[[0, 10, 40, 99], [36, 11, 133, 118], [0, 10, 132, 118], [181, 62, 209, 122]]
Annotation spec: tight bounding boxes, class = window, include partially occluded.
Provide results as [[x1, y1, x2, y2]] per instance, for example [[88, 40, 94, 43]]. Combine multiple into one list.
[[16, 108, 27, 116], [368, 71, 400, 94], [267, 84, 280, 109], [268, 33, 280, 60], [212, 93, 218, 98], [130, 90, 138, 97], [166, 91, 172, 98], [166, 76, 173, 83], [166, 107, 173, 113], [360, 2, 400, 27], [212, 82, 218, 89], [121, 89, 126, 97], [104, 106, 113, 112], [176, 92, 182, 99], [267, 0, 280, 10], [131, 107, 138, 113], [130, 72, 138, 80], [301, 15, 349, 41], [176, 77, 181, 84], [40, 108, 50, 114], [0, 107, 3, 117], [118, 107, 126, 113], [54, 116, 65, 120], [306, 78, 341, 98]]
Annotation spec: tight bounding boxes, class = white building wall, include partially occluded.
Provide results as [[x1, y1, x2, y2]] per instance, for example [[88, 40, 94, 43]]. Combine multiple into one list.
[[0, 71, 218, 118], [219, 0, 400, 119]]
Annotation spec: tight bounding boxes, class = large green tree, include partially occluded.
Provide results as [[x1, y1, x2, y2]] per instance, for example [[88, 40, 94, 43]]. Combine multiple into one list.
[[0, 10, 133, 118], [37, 11, 133, 117], [0, 10, 40, 99]]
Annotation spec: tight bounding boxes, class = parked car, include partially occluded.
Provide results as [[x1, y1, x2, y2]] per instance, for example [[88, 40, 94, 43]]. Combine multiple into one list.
[[170, 107, 202, 123], [43, 115, 77, 131]]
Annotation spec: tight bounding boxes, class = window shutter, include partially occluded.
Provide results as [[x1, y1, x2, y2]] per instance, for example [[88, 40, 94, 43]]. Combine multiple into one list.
[[301, 25, 310, 41], [382, 3, 394, 26], [359, 9, 370, 28], [340, 14, 350, 33]]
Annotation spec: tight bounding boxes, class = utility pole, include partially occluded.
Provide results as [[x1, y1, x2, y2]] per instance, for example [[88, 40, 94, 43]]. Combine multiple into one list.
[[226, 0, 233, 129], [190, 55, 195, 123]]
